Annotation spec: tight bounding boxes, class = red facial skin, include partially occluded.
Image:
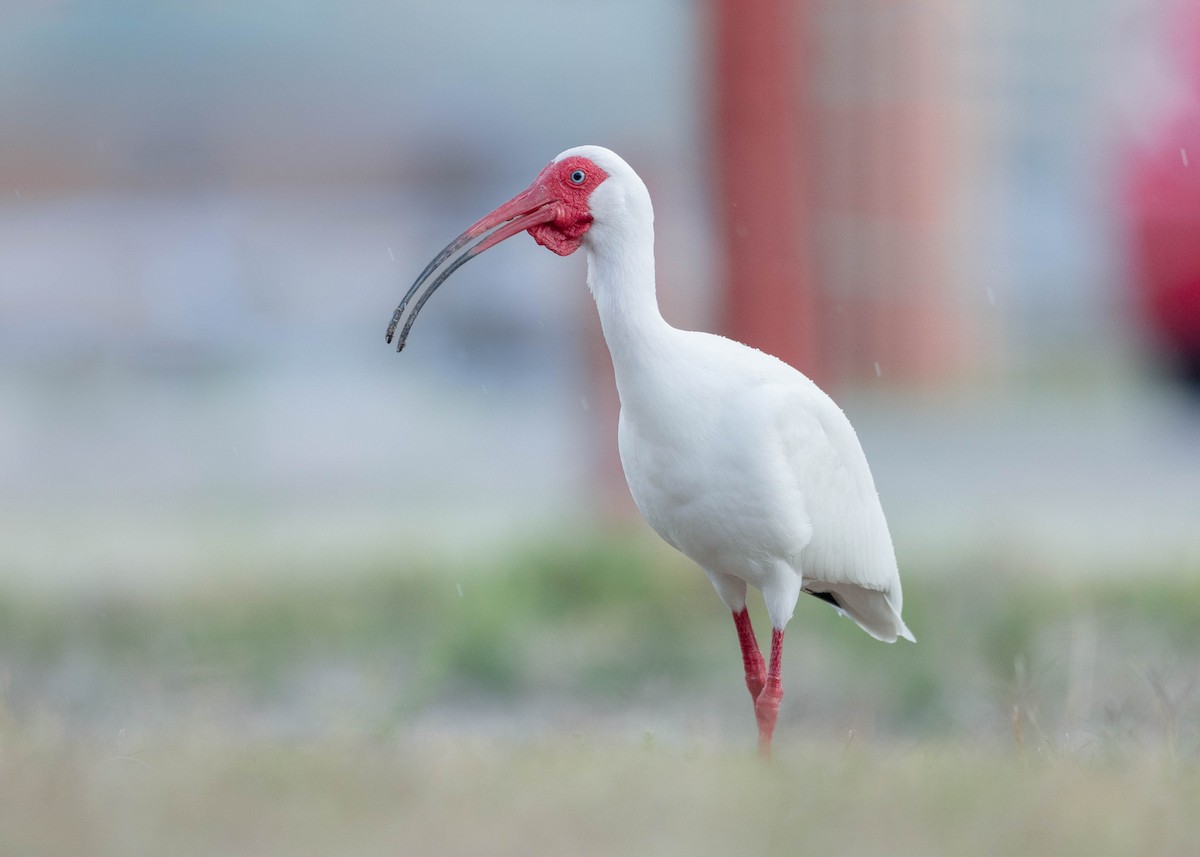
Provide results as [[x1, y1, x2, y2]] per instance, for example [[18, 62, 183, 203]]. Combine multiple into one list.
[[525, 156, 608, 256]]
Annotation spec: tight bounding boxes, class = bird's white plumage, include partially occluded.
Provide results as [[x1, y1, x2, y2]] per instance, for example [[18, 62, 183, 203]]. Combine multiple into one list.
[[560, 145, 912, 644]]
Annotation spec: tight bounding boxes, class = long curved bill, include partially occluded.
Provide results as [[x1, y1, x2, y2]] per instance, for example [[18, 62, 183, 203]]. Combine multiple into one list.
[[385, 179, 558, 352]]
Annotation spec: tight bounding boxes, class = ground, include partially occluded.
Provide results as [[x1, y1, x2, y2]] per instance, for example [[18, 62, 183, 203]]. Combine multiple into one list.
[[5, 736, 1198, 857], [1, 534, 1197, 854]]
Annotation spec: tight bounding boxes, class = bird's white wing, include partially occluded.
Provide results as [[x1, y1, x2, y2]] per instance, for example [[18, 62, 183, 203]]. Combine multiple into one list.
[[775, 380, 911, 641]]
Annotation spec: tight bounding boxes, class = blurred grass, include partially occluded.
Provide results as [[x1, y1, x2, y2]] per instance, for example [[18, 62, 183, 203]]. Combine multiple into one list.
[[1, 532, 1198, 853], [1, 531, 1197, 751]]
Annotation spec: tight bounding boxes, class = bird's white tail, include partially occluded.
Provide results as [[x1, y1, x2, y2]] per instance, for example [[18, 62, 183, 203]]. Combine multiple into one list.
[[816, 584, 915, 643]]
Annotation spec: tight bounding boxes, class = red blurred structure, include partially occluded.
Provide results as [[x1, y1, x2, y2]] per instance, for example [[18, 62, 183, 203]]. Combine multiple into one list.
[[712, 0, 819, 378], [710, 0, 982, 389], [1124, 1, 1200, 383]]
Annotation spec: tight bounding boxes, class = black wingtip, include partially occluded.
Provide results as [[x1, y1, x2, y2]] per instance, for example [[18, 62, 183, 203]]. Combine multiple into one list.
[[806, 590, 843, 610]]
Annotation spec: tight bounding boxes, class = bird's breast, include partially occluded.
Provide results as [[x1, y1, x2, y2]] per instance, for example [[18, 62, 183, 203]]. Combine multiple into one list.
[[616, 388, 811, 581]]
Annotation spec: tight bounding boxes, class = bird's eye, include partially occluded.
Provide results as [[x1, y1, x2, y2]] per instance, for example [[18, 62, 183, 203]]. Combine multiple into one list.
[[569, 169, 586, 185]]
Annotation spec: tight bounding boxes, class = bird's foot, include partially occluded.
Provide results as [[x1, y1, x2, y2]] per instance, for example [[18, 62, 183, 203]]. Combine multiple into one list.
[[754, 683, 783, 759]]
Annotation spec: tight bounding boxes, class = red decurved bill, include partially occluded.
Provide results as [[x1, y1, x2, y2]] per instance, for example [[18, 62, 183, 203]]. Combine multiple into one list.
[[385, 178, 558, 352]]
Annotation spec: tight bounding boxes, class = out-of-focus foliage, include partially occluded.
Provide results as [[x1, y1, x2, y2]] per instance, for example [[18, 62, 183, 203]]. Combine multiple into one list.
[[2, 534, 1197, 756]]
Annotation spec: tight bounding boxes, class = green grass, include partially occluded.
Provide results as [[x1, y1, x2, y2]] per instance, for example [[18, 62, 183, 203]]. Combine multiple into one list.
[[1, 532, 1198, 751]]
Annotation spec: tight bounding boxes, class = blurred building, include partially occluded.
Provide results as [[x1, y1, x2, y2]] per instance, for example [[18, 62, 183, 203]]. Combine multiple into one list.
[[1, 1, 1196, 587], [0, 0, 1156, 384]]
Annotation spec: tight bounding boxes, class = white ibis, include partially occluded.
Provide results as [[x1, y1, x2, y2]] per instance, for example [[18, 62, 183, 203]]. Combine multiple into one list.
[[387, 146, 914, 755]]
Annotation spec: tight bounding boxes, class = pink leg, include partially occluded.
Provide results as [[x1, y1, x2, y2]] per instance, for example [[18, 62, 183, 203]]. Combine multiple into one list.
[[755, 628, 785, 758], [732, 608, 767, 702]]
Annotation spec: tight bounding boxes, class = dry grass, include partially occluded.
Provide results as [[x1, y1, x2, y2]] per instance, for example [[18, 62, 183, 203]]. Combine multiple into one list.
[[1, 731, 1196, 857]]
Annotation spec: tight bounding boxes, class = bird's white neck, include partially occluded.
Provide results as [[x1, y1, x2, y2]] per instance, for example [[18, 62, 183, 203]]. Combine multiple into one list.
[[585, 217, 673, 390]]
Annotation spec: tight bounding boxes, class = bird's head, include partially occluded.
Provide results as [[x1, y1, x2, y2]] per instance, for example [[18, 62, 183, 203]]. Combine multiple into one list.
[[386, 145, 650, 350]]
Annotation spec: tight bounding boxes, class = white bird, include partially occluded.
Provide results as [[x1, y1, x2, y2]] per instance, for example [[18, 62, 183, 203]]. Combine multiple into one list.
[[387, 146, 914, 755]]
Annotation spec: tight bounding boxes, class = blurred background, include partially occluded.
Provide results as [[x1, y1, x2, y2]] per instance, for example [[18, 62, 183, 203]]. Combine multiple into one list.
[[2, 0, 1200, 788]]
